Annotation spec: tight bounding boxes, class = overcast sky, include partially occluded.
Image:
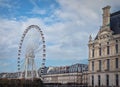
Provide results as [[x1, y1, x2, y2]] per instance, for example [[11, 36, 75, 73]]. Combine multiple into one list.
[[0, 0, 120, 72]]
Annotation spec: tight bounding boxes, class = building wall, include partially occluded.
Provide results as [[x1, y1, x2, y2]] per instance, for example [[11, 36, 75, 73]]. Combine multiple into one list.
[[89, 72, 120, 86], [43, 72, 88, 85]]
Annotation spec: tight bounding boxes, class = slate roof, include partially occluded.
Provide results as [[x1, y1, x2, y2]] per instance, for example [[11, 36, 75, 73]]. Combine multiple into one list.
[[110, 10, 120, 35]]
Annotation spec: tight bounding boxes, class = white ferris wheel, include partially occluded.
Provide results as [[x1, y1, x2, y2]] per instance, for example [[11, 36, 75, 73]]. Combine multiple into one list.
[[17, 25, 46, 80]]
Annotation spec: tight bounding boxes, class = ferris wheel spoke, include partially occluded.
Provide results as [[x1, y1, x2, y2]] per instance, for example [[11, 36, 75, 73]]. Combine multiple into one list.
[[35, 48, 43, 53]]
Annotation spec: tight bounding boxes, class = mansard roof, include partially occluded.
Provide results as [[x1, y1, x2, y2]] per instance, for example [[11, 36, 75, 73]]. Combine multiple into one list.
[[110, 10, 120, 35]]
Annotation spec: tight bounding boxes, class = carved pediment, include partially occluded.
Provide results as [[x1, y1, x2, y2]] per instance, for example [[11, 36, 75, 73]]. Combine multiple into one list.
[[98, 32, 110, 39], [96, 26, 113, 40]]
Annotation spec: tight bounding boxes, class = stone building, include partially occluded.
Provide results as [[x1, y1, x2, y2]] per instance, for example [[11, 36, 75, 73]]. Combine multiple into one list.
[[88, 6, 120, 86], [42, 63, 88, 85]]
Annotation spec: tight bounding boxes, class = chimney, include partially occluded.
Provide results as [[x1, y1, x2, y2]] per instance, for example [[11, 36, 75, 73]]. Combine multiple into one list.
[[102, 5, 111, 26]]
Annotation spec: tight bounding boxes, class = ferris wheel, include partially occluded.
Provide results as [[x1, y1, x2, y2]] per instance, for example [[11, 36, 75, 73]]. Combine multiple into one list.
[[17, 25, 46, 79]]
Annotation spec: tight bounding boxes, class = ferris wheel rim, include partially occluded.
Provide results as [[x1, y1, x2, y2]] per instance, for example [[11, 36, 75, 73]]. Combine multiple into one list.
[[17, 25, 46, 74]]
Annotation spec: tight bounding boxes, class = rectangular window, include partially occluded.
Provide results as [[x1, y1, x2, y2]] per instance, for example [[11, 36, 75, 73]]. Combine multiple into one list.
[[98, 75, 101, 86], [116, 58, 119, 69], [99, 60, 102, 71], [116, 40, 118, 43], [116, 44, 118, 54], [107, 42, 110, 55], [106, 75, 109, 86], [99, 44, 101, 56], [92, 61, 94, 71], [92, 75, 94, 86], [107, 59, 110, 70], [116, 74, 119, 86], [92, 49, 94, 57], [99, 48, 101, 56], [107, 46, 110, 55]]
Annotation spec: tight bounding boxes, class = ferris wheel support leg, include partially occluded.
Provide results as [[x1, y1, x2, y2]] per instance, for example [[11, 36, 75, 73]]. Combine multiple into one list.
[[32, 58, 34, 81], [25, 57, 28, 79], [32, 58, 39, 78]]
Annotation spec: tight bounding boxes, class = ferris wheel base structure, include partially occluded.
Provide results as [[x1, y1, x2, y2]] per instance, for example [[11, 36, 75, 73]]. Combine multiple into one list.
[[17, 25, 46, 80]]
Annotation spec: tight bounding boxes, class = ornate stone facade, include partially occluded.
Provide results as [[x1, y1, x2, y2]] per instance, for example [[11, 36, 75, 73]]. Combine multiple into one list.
[[88, 6, 120, 87]]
